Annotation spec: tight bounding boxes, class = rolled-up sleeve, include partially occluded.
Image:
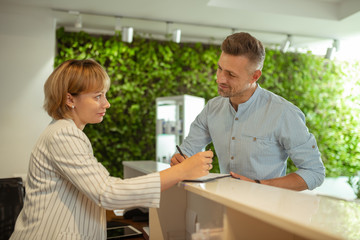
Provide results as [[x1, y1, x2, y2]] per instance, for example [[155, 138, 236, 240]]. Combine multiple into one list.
[[181, 104, 212, 157], [280, 107, 325, 190]]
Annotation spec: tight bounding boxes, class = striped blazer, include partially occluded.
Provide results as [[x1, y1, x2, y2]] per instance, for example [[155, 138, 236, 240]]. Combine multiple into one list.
[[10, 119, 161, 240]]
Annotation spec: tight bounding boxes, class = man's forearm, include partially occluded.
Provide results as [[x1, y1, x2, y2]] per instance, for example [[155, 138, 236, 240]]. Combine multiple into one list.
[[261, 173, 308, 191]]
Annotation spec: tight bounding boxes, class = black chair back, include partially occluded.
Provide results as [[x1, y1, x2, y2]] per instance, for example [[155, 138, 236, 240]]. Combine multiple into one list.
[[0, 177, 25, 240]]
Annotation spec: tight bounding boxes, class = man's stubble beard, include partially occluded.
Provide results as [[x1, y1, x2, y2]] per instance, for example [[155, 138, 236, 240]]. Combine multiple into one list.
[[218, 86, 239, 98]]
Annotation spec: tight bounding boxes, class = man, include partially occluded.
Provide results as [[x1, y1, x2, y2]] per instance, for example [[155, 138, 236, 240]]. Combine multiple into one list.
[[171, 32, 325, 191]]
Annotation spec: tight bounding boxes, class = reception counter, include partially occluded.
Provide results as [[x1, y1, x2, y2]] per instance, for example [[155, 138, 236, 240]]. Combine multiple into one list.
[[123, 161, 360, 240]]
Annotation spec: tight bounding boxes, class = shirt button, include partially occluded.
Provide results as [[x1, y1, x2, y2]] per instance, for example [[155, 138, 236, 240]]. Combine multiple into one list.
[[312, 145, 315, 149], [232, 137, 235, 140], [253, 137, 257, 141], [235, 117, 239, 120], [231, 156, 234, 160]]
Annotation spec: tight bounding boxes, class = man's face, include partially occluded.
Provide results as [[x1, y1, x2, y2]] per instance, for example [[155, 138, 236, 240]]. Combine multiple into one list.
[[216, 52, 260, 100]]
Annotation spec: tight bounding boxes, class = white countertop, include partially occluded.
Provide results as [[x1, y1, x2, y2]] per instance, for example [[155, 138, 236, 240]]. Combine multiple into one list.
[[123, 161, 360, 240], [182, 178, 360, 240]]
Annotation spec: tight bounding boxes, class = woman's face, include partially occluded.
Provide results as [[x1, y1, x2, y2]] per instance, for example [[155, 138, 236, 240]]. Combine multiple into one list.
[[69, 89, 110, 130]]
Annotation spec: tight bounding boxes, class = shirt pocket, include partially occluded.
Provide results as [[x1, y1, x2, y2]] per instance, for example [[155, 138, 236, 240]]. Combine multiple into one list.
[[238, 134, 279, 158]]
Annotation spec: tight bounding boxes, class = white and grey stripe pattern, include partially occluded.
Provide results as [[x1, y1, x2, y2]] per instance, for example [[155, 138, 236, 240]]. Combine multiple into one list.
[[10, 119, 160, 240]]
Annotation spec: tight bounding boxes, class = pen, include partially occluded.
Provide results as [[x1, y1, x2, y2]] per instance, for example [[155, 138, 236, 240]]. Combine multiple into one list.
[[176, 145, 187, 159]]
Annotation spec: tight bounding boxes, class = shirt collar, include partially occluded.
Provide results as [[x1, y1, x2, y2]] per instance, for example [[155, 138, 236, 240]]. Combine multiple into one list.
[[228, 84, 262, 109]]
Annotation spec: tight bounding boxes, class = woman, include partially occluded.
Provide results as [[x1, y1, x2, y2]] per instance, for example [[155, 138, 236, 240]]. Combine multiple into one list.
[[10, 59, 213, 240]]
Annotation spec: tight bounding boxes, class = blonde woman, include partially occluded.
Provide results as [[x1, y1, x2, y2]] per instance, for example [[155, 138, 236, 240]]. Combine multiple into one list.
[[10, 59, 213, 240]]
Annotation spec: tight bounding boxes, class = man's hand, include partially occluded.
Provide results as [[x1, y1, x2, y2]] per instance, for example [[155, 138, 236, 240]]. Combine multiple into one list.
[[230, 172, 258, 183], [230, 171, 308, 191], [170, 153, 187, 166]]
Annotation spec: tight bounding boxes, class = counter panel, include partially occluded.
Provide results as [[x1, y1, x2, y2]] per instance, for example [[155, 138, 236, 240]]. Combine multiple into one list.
[[123, 161, 360, 240]]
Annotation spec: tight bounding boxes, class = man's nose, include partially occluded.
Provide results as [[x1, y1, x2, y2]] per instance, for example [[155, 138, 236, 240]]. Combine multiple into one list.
[[216, 71, 226, 84]]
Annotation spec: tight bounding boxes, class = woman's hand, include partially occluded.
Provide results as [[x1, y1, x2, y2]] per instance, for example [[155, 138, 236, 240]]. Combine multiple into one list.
[[160, 150, 213, 191], [180, 150, 213, 180]]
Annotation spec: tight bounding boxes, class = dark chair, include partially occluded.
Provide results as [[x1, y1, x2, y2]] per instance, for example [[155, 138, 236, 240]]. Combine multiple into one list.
[[0, 177, 25, 240]]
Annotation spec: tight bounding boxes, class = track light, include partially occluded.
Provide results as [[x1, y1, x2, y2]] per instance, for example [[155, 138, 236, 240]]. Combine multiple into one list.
[[325, 39, 339, 60], [68, 11, 82, 29], [115, 17, 122, 32], [333, 39, 340, 51], [172, 29, 181, 43], [75, 14, 82, 29], [325, 47, 335, 60], [122, 27, 133, 43], [58, 9, 338, 48], [166, 22, 172, 35], [281, 35, 292, 53], [166, 22, 181, 43]]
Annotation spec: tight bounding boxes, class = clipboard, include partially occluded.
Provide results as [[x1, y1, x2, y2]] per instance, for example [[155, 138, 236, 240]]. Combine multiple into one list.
[[183, 173, 231, 183]]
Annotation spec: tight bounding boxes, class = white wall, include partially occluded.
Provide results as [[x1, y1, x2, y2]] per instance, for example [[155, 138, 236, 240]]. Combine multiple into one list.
[[0, 2, 54, 179]]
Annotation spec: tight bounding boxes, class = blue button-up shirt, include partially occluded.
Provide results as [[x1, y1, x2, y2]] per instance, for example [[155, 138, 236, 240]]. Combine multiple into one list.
[[180, 85, 325, 190]]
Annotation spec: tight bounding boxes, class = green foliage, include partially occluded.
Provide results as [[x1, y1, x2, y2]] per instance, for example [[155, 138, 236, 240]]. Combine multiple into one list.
[[56, 28, 219, 177], [56, 27, 360, 180], [260, 51, 360, 177]]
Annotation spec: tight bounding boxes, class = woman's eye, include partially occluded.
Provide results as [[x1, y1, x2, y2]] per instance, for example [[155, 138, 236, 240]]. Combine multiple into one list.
[[95, 95, 101, 100]]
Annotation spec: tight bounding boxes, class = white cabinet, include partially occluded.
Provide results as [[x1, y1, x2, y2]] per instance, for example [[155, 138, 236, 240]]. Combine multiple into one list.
[[156, 95, 205, 163]]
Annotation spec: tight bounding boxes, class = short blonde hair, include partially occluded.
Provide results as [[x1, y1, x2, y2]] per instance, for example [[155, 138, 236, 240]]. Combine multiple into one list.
[[43, 59, 110, 120]]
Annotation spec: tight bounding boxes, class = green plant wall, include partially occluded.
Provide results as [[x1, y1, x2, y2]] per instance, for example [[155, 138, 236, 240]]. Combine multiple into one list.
[[55, 27, 360, 179], [259, 51, 360, 177]]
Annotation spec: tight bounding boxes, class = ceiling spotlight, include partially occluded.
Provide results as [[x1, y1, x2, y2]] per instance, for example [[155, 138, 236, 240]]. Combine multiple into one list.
[[172, 29, 181, 43], [325, 47, 335, 60], [165, 22, 173, 39], [165, 22, 181, 43], [332, 39, 340, 52], [115, 17, 122, 32], [75, 14, 82, 29], [325, 39, 339, 60], [281, 35, 292, 53], [122, 27, 133, 43], [68, 11, 82, 29]]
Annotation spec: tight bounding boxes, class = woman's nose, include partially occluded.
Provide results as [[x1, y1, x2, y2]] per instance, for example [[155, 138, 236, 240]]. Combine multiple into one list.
[[103, 98, 110, 109]]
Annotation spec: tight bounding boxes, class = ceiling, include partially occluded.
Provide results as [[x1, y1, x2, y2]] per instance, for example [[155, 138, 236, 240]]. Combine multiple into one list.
[[12, 0, 360, 54]]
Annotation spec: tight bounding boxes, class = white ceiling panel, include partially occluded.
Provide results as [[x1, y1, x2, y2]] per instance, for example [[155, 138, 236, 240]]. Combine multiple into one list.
[[7, 0, 360, 57]]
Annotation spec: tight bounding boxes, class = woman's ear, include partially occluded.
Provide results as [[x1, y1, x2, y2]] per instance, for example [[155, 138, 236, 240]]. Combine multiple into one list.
[[66, 93, 75, 109]]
